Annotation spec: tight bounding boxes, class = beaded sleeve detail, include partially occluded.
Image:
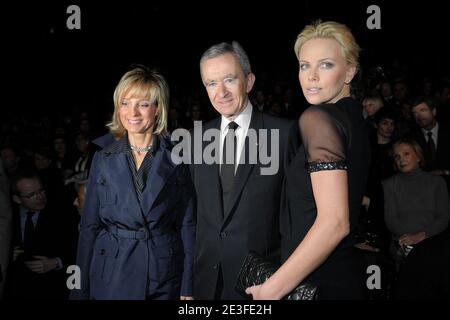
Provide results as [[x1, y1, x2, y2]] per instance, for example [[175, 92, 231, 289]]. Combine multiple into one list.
[[306, 161, 348, 173]]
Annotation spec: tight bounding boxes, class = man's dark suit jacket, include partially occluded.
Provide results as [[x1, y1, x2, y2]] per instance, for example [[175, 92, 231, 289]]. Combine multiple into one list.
[[413, 122, 450, 191], [191, 109, 299, 299], [6, 203, 79, 299]]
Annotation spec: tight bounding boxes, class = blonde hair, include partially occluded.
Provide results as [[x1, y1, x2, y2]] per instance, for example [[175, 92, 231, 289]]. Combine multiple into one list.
[[107, 66, 169, 138], [294, 20, 361, 71]]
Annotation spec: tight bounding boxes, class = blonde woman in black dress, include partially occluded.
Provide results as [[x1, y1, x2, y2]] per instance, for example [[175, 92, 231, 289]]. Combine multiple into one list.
[[246, 21, 370, 300]]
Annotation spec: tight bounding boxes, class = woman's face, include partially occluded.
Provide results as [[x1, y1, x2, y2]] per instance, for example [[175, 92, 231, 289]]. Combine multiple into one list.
[[119, 90, 158, 135], [393, 143, 420, 173], [363, 99, 382, 117], [377, 118, 395, 139], [53, 138, 66, 154], [75, 135, 89, 153], [298, 38, 356, 105]]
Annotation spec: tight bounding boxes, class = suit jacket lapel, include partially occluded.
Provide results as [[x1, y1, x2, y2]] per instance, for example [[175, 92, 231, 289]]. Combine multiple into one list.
[[199, 118, 223, 222], [204, 155, 223, 222], [223, 110, 262, 222]]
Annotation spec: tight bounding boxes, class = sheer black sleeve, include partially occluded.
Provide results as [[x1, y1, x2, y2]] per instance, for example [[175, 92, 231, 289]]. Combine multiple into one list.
[[299, 106, 348, 173]]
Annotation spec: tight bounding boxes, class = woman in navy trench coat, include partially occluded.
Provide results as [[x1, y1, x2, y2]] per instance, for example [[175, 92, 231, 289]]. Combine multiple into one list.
[[71, 66, 195, 300]]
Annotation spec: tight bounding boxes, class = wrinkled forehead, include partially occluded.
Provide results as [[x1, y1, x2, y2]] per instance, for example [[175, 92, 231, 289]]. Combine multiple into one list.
[[201, 53, 242, 79], [18, 177, 42, 192], [412, 102, 432, 112]]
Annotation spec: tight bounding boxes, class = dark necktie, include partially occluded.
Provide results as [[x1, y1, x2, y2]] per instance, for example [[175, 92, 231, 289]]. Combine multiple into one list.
[[221, 122, 239, 215], [23, 211, 36, 256], [427, 131, 436, 168]]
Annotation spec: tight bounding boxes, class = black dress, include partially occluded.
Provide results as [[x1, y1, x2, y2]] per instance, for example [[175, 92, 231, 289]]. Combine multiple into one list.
[[280, 97, 370, 299]]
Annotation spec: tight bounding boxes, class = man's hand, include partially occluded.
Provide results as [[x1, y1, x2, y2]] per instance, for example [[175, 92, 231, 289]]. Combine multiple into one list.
[[399, 231, 426, 246], [180, 296, 194, 300], [13, 246, 24, 262], [362, 196, 371, 211], [24, 256, 58, 274], [430, 169, 450, 176]]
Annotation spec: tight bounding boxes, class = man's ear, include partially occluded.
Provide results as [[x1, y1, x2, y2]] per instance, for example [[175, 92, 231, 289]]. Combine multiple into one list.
[[246, 73, 256, 93], [13, 194, 21, 205]]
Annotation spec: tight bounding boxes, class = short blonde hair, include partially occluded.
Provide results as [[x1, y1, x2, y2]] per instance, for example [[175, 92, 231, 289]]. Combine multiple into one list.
[[107, 66, 169, 138], [294, 20, 361, 71], [363, 95, 384, 110]]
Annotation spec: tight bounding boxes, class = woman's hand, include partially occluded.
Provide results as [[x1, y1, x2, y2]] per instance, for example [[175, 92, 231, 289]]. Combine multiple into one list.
[[245, 284, 282, 300], [180, 296, 194, 300], [399, 231, 426, 246]]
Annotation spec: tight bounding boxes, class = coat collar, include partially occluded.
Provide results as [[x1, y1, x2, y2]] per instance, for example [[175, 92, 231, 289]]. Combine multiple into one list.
[[99, 132, 161, 156], [94, 132, 177, 220]]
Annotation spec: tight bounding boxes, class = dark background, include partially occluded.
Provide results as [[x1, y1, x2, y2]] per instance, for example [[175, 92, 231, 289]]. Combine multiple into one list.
[[5, 0, 449, 118]]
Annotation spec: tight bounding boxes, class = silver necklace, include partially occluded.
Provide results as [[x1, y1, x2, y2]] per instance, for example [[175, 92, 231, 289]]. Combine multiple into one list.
[[130, 144, 152, 152]]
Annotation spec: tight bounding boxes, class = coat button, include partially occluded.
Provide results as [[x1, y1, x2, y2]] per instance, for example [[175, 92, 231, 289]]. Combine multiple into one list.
[[213, 264, 219, 270], [220, 232, 227, 239], [100, 249, 105, 255]]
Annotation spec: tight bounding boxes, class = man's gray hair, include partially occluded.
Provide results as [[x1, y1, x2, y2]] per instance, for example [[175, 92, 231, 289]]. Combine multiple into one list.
[[200, 41, 252, 76]]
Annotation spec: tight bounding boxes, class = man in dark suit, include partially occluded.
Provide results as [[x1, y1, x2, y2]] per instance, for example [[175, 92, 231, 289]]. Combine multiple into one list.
[[6, 170, 78, 299], [411, 97, 450, 191], [0, 159, 12, 299], [395, 230, 450, 299], [190, 41, 298, 299]]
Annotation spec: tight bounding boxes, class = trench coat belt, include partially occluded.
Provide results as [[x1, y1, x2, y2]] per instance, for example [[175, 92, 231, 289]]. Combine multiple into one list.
[[106, 225, 171, 240]]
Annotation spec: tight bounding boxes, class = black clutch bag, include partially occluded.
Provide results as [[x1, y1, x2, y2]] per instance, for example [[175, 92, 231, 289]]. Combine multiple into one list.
[[235, 251, 318, 300]]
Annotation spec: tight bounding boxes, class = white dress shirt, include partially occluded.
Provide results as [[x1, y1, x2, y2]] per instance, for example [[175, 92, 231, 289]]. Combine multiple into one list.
[[422, 122, 439, 148], [220, 102, 253, 173]]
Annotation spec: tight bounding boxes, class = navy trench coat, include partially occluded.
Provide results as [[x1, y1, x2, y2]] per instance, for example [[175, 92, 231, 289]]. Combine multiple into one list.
[[71, 133, 195, 300]]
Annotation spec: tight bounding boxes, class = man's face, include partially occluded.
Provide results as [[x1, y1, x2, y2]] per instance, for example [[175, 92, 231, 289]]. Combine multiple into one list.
[[394, 83, 408, 101], [412, 102, 437, 130], [1, 148, 18, 170], [200, 53, 255, 120], [73, 183, 86, 216], [53, 138, 66, 154], [34, 153, 51, 170], [13, 178, 47, 212]]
